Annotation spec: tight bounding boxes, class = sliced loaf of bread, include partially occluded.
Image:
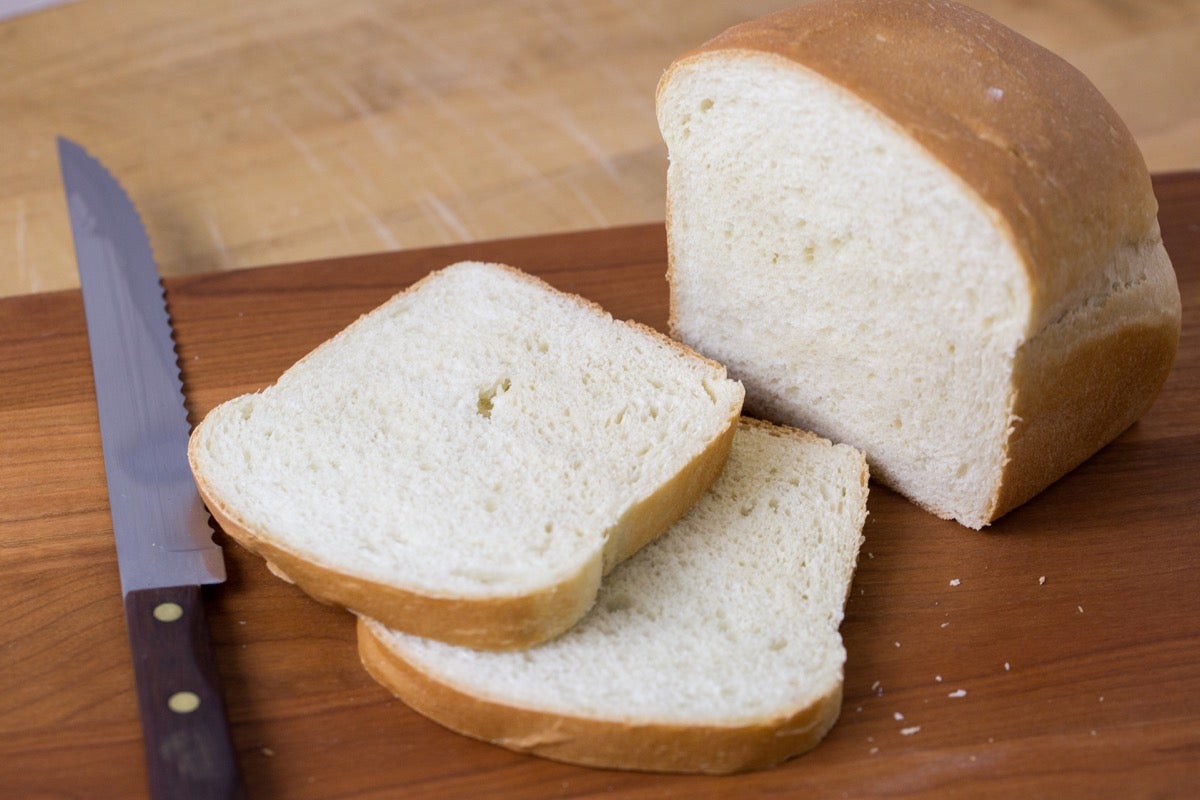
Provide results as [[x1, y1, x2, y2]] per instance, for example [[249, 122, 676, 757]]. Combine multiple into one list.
[[656, 0, 1181, 528], [358, 418, 869, 774], [188, 261, 744, 649]]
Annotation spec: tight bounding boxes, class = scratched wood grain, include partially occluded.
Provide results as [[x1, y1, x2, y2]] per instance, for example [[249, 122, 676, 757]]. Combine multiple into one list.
[[0, 174, 1197, 798], [0, 0, 1198, 297]]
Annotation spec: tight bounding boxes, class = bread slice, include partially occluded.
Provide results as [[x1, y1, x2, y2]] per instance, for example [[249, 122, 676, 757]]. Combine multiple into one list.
[[188, 261, 744, 649], [656, 0, 1181, 528], [358, 418, 868, 774]]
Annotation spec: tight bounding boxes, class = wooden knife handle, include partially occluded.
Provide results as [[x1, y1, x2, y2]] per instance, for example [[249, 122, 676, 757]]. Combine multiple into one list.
[[124, 585, 244, 800]]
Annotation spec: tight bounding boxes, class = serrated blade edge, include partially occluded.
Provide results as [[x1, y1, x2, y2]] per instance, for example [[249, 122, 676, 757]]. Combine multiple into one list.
[[58, 137, 225, 595]]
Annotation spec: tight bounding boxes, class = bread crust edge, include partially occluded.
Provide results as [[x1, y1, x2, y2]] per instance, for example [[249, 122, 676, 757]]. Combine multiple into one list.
[[989, 309, 1181, 525], [356, 614, 844, 774]]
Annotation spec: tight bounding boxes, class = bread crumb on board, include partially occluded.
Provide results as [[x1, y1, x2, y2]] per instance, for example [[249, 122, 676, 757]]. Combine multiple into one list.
[[949, 578, 961, 587]]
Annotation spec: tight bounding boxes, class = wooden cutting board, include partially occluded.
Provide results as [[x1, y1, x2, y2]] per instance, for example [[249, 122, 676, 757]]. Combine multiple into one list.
[[2, 174, 1198, 798]]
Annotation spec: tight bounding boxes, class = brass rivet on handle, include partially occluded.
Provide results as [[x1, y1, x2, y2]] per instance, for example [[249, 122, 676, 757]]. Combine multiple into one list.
[[167, 691, 201, 714], [153, 602, 184, 622]]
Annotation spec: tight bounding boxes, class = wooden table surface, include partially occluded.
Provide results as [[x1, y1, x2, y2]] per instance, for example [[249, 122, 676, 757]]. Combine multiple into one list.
[[1, 0, 1198, 298], [1, 173, 1197, 798]]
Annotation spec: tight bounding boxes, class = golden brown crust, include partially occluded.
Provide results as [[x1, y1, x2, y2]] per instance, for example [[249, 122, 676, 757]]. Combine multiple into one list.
[[658, 0, 1159, 331], [992, 317, 1180, 522], [356, 616, 843, 774]]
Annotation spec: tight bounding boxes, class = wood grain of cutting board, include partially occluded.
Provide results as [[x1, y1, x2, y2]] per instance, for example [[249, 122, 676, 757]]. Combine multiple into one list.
[[1, 174, 1198, 798]]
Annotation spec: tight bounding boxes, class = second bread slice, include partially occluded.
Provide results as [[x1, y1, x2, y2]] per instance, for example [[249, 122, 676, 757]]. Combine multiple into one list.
[[188, 261, 744, 649], [358, 419, 869, 774]]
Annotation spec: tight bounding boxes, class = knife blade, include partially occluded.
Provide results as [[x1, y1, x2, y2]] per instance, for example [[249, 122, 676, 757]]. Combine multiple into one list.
[[58, 137, 243, 799]]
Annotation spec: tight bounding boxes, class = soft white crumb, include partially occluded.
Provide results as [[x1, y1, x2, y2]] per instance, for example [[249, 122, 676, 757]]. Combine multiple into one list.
[[895, 641, 901, 648], [948, 689, 967, 698], [1004, 662, 1011, 671], [935, 675, 943, 682], [986, 86, 1004, 100], [900, 726, 922, 736], [949, 578, 961, 587], [1078, 605, 1084, 613], [893, 711, 905, 721], [940, 621, 950, 628], [870, 746, 880, 754], [1039, 576, 1046, 585]]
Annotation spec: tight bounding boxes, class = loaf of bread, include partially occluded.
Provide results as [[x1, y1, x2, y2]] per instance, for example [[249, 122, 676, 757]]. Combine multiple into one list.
[[188, 261, 744, 649], [358, 418, 868, 774], [656, 0, 1181, 528]]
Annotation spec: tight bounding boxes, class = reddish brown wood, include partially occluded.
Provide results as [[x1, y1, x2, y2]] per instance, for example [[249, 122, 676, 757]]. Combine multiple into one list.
[[2, 176, 1198, 798]]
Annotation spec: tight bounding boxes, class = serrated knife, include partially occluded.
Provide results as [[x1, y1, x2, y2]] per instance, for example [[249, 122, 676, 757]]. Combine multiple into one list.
[[58, 137, 243, 799]]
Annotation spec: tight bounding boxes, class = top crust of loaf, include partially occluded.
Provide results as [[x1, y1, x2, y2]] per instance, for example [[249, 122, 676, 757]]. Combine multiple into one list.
[[189, 261, 744, 649], [658, 0, 1160, 335]]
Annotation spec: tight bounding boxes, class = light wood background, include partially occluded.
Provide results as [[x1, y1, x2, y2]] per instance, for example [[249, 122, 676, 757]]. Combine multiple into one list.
[[2, 0, 1197, 298]]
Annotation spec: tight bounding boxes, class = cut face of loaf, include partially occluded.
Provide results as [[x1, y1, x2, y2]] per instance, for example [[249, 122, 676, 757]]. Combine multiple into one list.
[[657, 0, 1181, 528], [358, 419, 869, 774], [188, 261, 744, 649]]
